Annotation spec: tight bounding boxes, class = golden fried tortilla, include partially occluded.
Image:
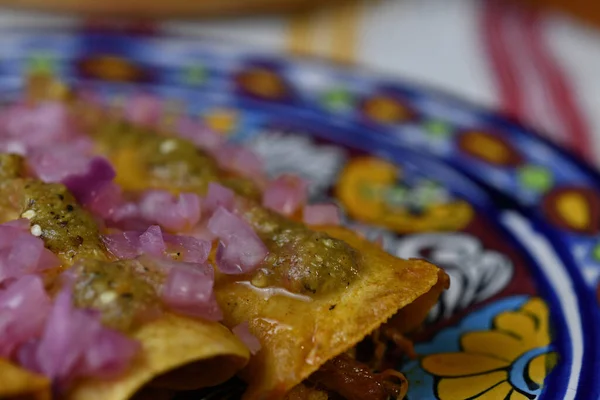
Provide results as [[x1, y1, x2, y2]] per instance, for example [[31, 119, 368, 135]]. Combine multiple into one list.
[[213, 226, 447, 399], [0, 358, 51, 400], [67, 314, 248, 400]]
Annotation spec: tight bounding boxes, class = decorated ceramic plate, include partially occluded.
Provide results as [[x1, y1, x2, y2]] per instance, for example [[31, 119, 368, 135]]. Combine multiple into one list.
[[0, 30, 598, 400]]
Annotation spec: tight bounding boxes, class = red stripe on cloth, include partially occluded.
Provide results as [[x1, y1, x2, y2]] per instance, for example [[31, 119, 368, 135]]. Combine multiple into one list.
[[521, 8, 594, 160], [481, 0, 525, 118], [481, 1, 593, 160]]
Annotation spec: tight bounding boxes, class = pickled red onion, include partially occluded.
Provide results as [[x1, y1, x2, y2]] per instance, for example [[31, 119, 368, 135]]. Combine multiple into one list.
[[103, 226, 210, 264], [0, 275, 51, 358], [163, 234, 211, 264], [161, 264, 222, 321], [102, 231, 142, 260], [203, 183, 235, 214], [62, 157, 116, 205], [303, 204, 341, 226], [232, 322, 261, 355], [0, 221, 61, 284], [177, 116, 225, 152], [31, 287, 139, 387], [207, 207, 268, 274], [0, 102, 79, 147], [214, 145, 264, 183], [27, 141, 93, 183], [139, 225, 166, 257], [139, 190, 201, 232], [124, 94, 163, 127], [262, 174, 308, 216]]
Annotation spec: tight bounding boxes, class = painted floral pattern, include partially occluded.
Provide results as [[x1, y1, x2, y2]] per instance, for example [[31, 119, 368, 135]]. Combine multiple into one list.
[[5, 29, 597, 397], [403, 297, 556, 399]]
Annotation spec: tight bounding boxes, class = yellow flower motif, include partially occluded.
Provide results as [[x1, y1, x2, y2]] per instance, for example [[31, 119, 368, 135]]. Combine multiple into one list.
[[335, 157, 474, 234], [422, 297, 557, 399], [204, 109, 238, 135]]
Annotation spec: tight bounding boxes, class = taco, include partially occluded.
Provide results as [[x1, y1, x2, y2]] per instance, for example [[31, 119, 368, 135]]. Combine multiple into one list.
[[0, 170, 250, 399], [82, 105, 449, 399]]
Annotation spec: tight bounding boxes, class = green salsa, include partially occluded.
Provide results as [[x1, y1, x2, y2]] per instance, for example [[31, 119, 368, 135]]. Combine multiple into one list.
[[0, 154, 24, 179], [69, 259, 162, 332], [242, 201, 360, 295], [92, 121, 361, 296], [20, 180, 106, 264], [92, 121, 261, 199]]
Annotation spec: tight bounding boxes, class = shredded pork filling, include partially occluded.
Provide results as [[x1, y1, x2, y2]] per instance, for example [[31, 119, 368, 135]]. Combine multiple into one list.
[[303, 325, 414, 399], [309, 353, 407, 400]]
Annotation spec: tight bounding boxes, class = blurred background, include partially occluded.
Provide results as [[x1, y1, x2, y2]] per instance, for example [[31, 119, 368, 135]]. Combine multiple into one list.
[[0, 0, 598, 163]]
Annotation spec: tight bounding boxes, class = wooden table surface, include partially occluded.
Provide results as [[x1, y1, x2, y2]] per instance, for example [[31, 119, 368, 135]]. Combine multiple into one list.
[[0, 0, 598, 29], [0, 0, 330, 17], [524, 0, 600, 27]]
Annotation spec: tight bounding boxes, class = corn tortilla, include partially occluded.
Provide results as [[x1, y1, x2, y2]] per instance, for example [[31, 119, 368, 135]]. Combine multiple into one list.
[[0, 358, 51, 400]]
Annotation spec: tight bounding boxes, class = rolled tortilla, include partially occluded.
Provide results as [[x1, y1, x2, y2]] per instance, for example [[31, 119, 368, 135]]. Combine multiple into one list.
[[0, 358, 51, 400], [67, 314, 249, 400], [213, 226, 448, 399]]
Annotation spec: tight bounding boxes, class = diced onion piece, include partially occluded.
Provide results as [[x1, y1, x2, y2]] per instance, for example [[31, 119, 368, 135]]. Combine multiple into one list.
[[27, 140, 94, 183], [178, 193, 202, 225], [79, 328, 140, 379], [0, 102, 79, 148], [214, 145, 264, 183], [139, 190, 201, 232], [87, 183, 123, 219], [163, 234, 211, 264], [33, 287, 139, 388], [0, 139, 26, 155], [85, 182, 126, 219], [207, 207, 268, 274], [103, 227, 210, 264], [262, 174, 309, 216], [176, 117, 225, 152], [102, 231, 142, 260], [232, 322, 261, 355], [303, 204, 341, 226], [33, 289, 97, 384], [62, 157, 116, 205], [86, 183, 145, 230], [3, 219, 31, 231], [203, 183, 235, 214], [161, 264, 222, 321], [0, 275, 51, 358], [138, 225, 166, 257], [124, 94, 163, 127], [0, 222, 61, 284], [16, 340, 38, 373]]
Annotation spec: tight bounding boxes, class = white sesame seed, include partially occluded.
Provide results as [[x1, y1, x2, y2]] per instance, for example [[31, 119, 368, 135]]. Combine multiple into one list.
[[30, 224, 42, 237], [21, 210, 36, 220], [100, 291, 118, 304], [159, 139, 178, 154]]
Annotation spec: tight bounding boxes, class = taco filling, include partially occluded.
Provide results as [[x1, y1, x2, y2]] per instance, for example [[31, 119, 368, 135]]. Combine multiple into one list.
[[0, 82, 449, 399]]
